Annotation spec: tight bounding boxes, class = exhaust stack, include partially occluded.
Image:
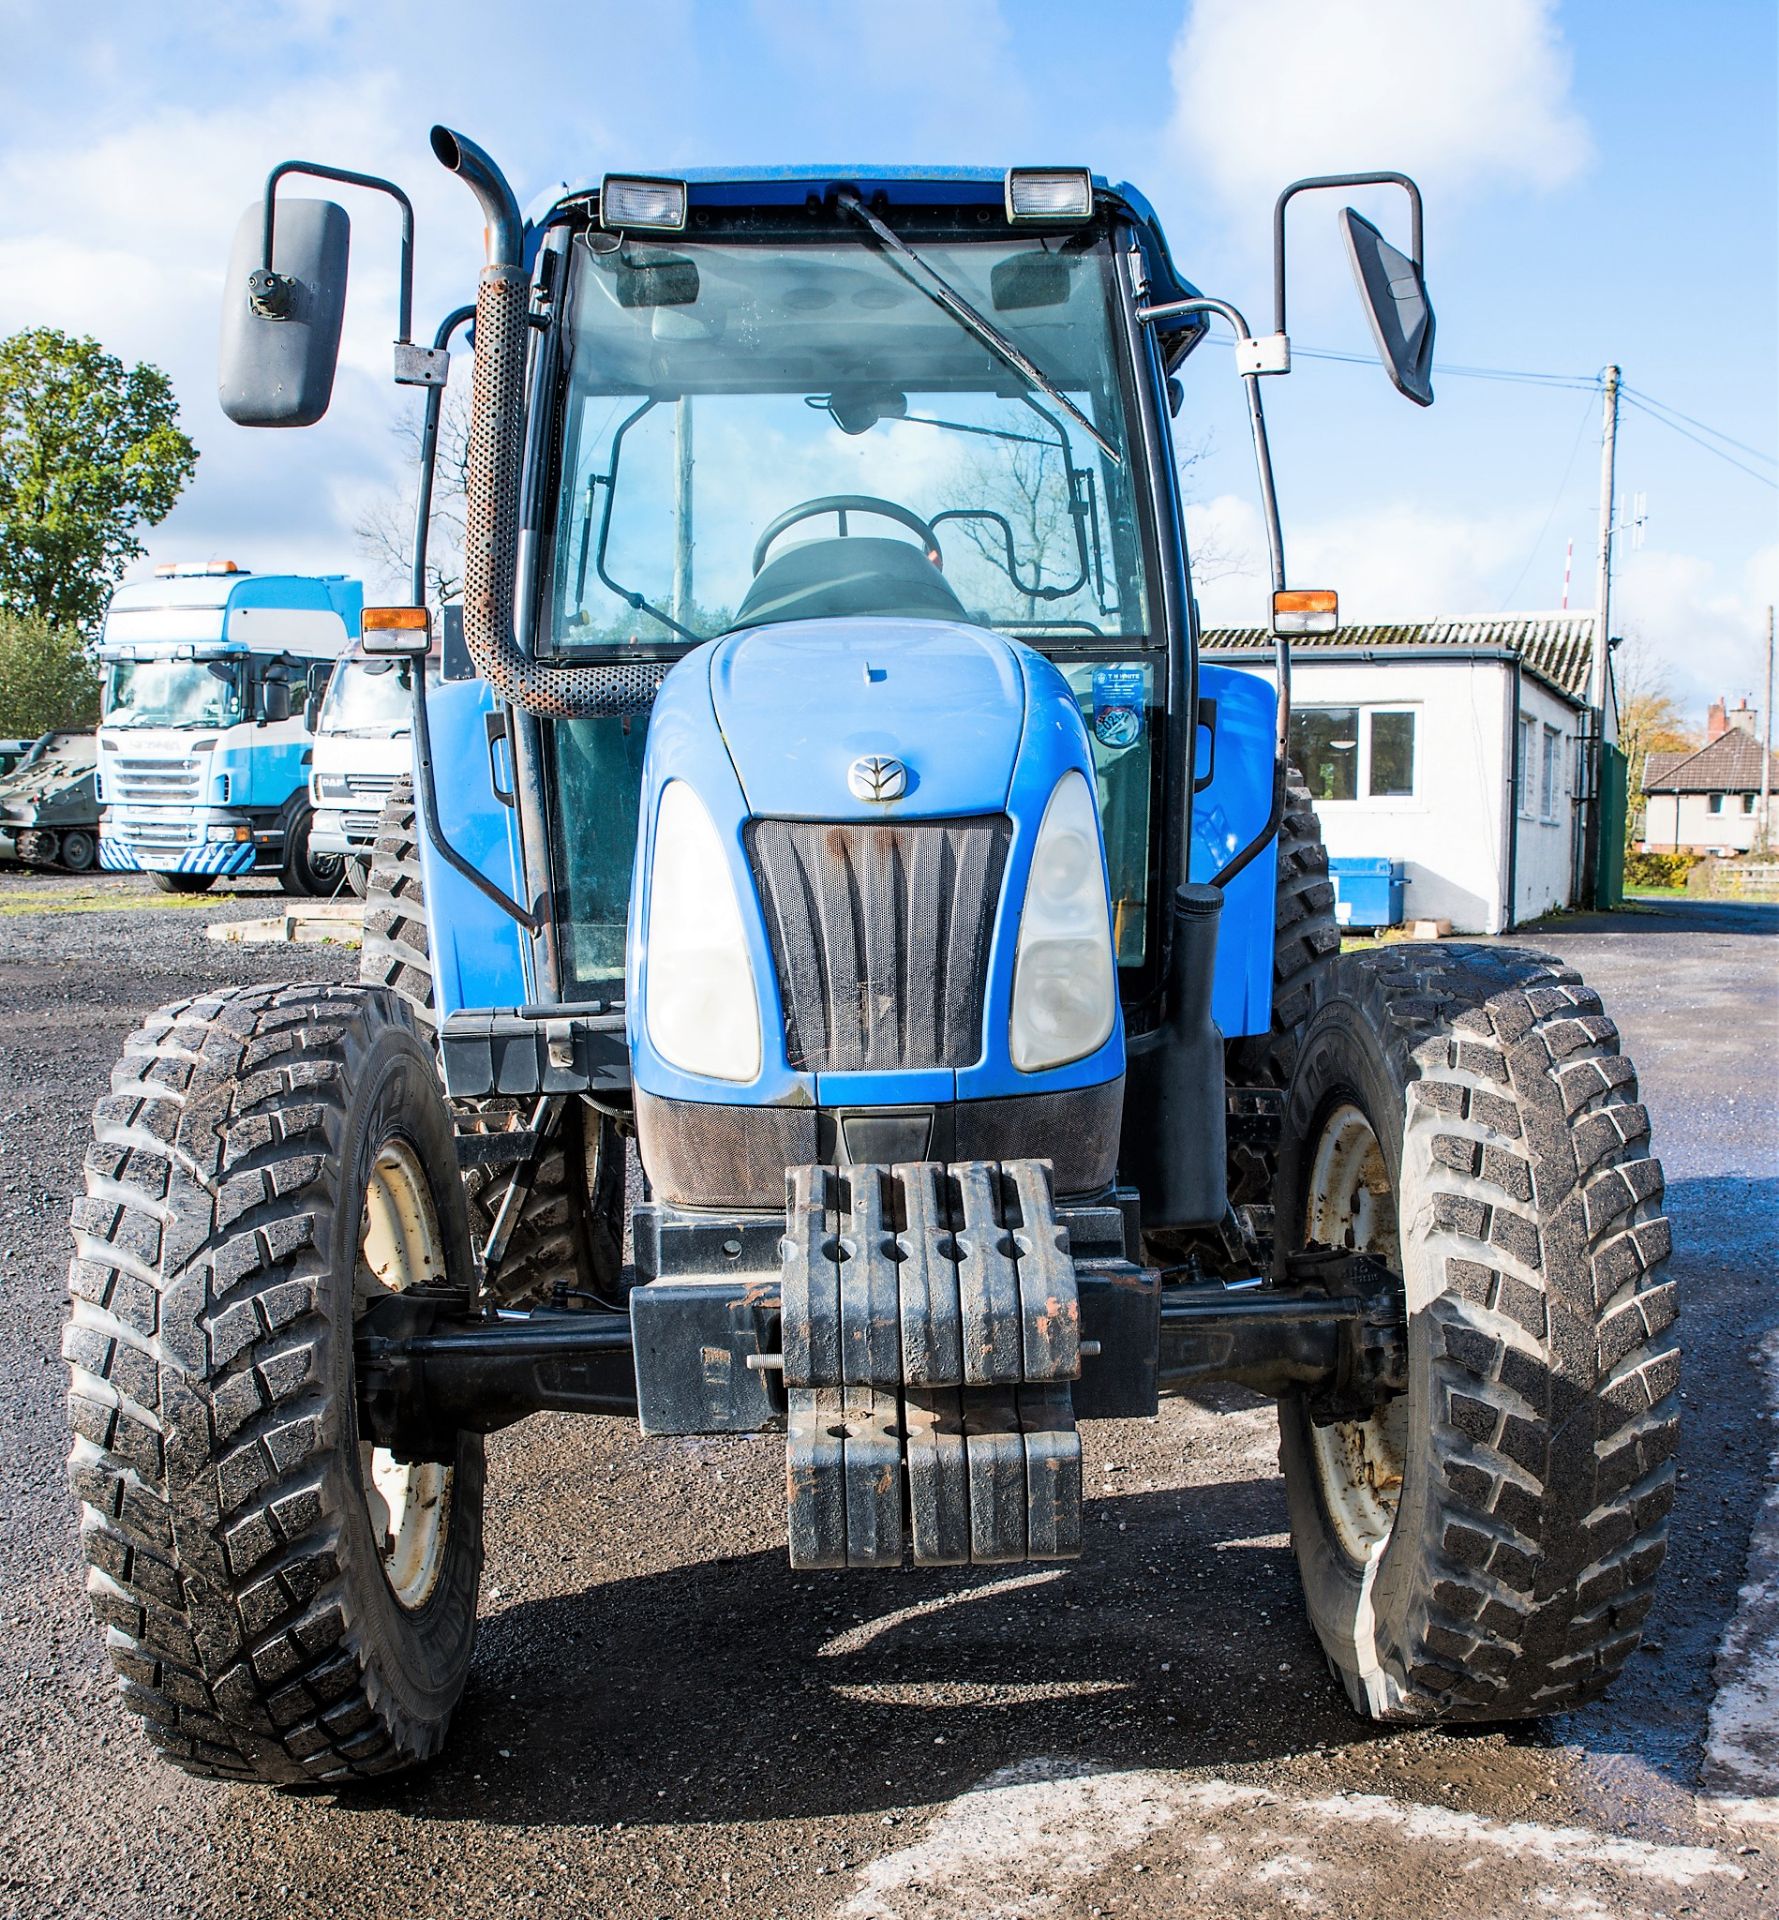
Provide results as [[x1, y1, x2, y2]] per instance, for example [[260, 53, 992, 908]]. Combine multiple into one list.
[[431, 125, 661, 719]]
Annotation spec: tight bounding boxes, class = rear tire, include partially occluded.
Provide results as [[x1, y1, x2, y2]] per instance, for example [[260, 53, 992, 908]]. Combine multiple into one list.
[[150, 871, 214, 895], [64, 984, 484, 1782], [362, 777, 625, 1305], [1276, 944, 1677, 1722], [344, 853, 371, 898]]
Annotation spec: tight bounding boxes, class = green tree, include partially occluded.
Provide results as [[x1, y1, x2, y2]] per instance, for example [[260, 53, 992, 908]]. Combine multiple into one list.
[[0, 328, 198, 630], [0, 610, 101, 735]]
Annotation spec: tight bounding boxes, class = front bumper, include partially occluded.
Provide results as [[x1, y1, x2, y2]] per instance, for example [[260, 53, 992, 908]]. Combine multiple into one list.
[[633, 1076, 1126, 1209], [311, 806, 381, 858], [99, 830, 259, 877]]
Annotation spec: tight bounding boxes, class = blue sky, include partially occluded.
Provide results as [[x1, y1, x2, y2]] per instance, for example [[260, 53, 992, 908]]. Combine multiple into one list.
[[1, 0, 1773, 716]]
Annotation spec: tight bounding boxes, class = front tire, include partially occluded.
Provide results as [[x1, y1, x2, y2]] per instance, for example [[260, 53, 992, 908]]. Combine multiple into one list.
[[281, 803, 345, 897], [65, 984, 484, 1782], [150, 870, 214, 895], [1277, 944, 1677, 1722]]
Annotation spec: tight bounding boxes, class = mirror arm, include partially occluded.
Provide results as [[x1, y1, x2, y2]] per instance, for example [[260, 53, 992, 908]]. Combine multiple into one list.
[[1134, 293, 1291, 890], [1271, 170, 1422, 336], [405, 303, 542, 935]]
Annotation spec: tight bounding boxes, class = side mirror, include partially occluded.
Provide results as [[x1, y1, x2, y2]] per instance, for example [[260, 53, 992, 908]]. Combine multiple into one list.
[[1339, 207, 1435, 408], [219, 197, 350, 427], [261, 680, 293, 723]]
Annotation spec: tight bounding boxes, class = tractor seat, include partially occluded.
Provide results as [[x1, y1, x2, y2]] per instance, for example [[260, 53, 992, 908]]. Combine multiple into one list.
[[731, 536, 968, 631]]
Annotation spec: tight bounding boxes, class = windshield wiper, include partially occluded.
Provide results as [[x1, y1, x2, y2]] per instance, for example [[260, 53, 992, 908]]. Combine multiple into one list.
[[835, 192, 1119, 466]]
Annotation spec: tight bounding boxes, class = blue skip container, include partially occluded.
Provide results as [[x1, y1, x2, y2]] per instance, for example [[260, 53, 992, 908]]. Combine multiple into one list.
[[1329, 856, 1405, 929]]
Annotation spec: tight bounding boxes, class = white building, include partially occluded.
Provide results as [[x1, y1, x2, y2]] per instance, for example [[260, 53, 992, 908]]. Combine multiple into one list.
[[1202, 615, 1594, 934], [1642, 699, 1777, 855]]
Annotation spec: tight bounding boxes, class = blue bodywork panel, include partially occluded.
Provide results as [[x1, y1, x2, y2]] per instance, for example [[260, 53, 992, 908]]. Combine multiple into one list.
[[710, 619, 1025, 821], [627, 620, 1124, 1110], [1193, 662, 1279, 1040], [417, 676, 531, 1017]]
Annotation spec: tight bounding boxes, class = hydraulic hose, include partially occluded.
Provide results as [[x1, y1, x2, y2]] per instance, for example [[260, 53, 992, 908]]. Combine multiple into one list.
[[430, 125, 666, 719]]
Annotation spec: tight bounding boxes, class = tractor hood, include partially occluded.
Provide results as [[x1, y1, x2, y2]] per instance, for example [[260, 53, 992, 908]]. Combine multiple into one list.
[[708, 617, 1027, 820]]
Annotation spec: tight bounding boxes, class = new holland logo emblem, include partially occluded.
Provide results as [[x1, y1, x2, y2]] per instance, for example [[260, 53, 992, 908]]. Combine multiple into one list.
[[847, 754, 908, 802]]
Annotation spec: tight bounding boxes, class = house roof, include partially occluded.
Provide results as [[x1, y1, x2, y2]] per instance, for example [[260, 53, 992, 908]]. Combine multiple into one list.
[[1644, 731, 1779, 794], [1200, 612, 1596, 705]]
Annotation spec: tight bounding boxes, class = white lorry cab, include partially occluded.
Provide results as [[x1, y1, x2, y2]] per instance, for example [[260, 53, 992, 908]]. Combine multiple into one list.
[[307, 646, 436, 894], [96, 564, 361, 894]]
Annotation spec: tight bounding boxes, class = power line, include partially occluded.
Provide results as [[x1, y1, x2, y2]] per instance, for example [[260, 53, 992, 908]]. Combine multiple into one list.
[[1495, 390, 1600, 612], [1618, 391, 1779, 490], [1619, 381, 1778, 467]]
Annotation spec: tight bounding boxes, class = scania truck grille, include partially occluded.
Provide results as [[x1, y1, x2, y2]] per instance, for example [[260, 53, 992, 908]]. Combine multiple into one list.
[[108, 757, 202, 806], [747, 816, 1011, 1073]]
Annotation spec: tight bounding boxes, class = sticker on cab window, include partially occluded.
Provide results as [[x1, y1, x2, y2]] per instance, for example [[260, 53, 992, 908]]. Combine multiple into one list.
[[1092, 664, 1145, 749]]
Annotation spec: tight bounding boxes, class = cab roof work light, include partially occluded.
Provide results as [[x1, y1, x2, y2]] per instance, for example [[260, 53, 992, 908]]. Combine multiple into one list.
[[1004, 168, 1093, 225], [600, 175, 688, 232]]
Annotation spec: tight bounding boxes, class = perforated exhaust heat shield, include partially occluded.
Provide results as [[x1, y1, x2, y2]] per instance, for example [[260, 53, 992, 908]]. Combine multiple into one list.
[[443, 128, 666, 719]]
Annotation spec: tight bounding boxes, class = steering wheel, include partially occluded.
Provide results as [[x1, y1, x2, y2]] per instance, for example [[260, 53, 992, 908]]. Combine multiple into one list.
[[751, 495, 943, 576]]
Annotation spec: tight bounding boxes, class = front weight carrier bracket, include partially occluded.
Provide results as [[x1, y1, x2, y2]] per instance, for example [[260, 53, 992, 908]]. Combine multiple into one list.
[[780, 1159, 1086, 1570]]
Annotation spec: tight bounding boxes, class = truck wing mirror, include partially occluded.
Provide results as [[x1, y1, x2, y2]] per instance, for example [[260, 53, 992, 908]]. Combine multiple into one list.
[[219, 198, 351, 427], [1340, 208, 1435, 408], [261, 680, 293, 723]]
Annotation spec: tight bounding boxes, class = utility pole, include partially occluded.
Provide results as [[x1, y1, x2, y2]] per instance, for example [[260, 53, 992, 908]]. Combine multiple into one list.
[[1579, 366, 1622, 908], [1592, 366, 1621, 742], [1761, 603, 1774, 856]]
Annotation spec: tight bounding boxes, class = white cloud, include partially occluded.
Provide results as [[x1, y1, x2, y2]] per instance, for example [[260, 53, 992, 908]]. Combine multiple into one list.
[[1189, 493, 1548, 628], [1168, 0, 1591, 220], [1616, 542, 1778, 721]]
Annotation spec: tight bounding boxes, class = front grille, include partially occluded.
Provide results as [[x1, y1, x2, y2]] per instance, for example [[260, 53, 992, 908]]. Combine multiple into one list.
[[108, 757, 202, 806], [344, 771, 396, 800], [747, 816, 1011, 1073]]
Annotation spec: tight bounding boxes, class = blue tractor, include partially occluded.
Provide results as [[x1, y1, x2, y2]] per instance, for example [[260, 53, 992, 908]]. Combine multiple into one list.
[[64, 137, 1675, 1784]]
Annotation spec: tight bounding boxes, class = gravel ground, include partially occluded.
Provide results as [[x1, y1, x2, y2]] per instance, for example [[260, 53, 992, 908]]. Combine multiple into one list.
[[1, 870, 1774, 1919]]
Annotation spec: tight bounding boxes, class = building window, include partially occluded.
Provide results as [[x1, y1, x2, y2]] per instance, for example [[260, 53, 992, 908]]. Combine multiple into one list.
[[1518, 715, 1538, 818], [1743, 793, 1757, 814], [1369, 710, 1417, 797], [1289, 706, 1418, 803], [1708, 793, 1724, 815], [1540, 726, 1561, 822], [1292, 707, 1359, 802]]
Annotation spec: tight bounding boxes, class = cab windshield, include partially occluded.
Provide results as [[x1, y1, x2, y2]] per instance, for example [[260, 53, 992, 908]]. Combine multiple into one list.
[[103, 656, 242, 730], [548, 225, 1152, 650], [318, 655, 436, 736]]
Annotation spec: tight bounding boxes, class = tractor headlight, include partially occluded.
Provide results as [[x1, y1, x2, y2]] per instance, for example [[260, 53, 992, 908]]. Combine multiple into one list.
[[1009, 769, 1116, 1072], [644, 781, 762, 1083]]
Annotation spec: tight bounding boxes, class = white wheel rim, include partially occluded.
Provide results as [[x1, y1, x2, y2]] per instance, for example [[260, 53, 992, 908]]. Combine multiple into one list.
[[355, 1138, 453, 1610], [1303, 1102, 1409, 1564]]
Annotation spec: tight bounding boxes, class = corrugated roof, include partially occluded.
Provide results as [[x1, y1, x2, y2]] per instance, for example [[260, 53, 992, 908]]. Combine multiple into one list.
[[1643, 731, 1779, 793], [1200, 612, 1596, 704]]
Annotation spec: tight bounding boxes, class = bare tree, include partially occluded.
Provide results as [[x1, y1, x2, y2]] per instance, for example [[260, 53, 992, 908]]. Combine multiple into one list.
[[354, 385, 470, 610]]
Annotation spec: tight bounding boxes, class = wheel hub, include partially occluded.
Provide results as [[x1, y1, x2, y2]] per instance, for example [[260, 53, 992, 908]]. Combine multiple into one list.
[[1303, 1102, 1409, 1563], [355, 1139, 454, 1610]]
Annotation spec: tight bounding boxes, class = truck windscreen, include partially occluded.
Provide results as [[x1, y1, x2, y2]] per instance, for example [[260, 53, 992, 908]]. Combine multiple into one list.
[[103, 657, 242, 730], [319, 656, 436, 736], [549, 227, 1152, 651]]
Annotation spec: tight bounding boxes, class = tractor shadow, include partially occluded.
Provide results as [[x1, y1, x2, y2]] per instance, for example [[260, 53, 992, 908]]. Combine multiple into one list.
[[354, 1477, 1398, 1828], [339, 1169, 1776, 1831]]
